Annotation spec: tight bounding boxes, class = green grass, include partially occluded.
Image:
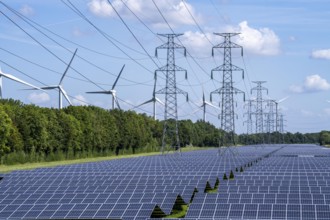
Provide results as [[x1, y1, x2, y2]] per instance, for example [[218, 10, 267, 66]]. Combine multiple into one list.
[[0, 146, 211, 173], [0, 152, 161, 173], [166, 204, 189, 218]]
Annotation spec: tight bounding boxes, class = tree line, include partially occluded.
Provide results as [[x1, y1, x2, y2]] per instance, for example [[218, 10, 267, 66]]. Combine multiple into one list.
[[0, 99, 328, 165]]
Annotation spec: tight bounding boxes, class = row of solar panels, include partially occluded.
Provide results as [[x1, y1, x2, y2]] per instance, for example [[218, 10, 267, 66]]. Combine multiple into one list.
[[0, 146, 284, 219], [185, 145, 330, 219]]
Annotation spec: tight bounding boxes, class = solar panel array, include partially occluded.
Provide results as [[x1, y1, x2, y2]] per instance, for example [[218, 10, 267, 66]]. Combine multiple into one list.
[[185, 144, 330, 219], [0, 144, 329, 219]]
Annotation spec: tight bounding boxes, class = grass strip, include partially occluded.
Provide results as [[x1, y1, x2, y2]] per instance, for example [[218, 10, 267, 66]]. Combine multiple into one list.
[[0, 146, 212, 173]]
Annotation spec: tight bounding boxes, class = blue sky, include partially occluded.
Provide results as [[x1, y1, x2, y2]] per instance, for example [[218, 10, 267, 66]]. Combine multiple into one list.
[[1, 0, 330, 134]]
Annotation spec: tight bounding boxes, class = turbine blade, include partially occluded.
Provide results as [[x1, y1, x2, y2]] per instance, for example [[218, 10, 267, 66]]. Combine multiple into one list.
[[0, 71, 41, 91], [155, 97, 164, 105], [136, 99, 154, 108], [59, 48, 78, 85], [277, 96, 289, 103], [86, 91, 112, 94], [60, 87, 72, 105], [152, 77, 157, 96], [40, 86, 59, 90], [112, 64, 125, 90], [205, 101, 221, 110], [114, 96, 121, 109], [192, 108, 201, 114]]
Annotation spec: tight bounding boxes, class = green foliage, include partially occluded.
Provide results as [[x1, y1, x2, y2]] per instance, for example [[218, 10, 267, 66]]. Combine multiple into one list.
[[320, 131, 330, 146], [223, 173, 228, 180], [229, 170, 234, 179], [0, 106, 13, 161], [0, 98, 327, 165]]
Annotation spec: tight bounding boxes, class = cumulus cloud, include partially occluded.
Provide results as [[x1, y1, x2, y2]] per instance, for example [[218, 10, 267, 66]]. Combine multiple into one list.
[[289, 74, 330, 93], [19, 4, 35, 16], [231, 21, 280, 56], [87, 0, 202, 28], [28, 92, 50, 104], [181, 31, 215, 56], [72, 95, 89, 106], [311, 49, 330, 60], [180, 21, 280, 56]]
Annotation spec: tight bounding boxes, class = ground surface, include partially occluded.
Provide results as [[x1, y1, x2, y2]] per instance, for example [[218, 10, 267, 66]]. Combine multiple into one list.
[[1, 144, 329, 219]]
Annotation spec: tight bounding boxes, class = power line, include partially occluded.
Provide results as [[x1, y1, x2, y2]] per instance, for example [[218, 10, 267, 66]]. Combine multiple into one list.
[[62, 0, 155, 76], [0, 10, 104, 91]]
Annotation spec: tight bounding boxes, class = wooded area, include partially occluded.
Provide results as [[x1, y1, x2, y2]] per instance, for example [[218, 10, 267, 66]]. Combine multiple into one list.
[[0, 99, 327, 165]]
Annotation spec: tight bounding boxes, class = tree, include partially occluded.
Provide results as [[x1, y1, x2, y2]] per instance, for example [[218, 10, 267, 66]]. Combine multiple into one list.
[[0, 106, 14, 163]]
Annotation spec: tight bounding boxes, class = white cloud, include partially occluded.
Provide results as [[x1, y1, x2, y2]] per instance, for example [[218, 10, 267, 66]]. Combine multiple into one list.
[[311, 49, 330, 60], [181, 31, 215, 56], [290, 74, 330, 93], [28, 92, 50, 104], [19, 4, 35, 16], [324, 108, 330, 116], [72, 95, 89, 106], [180, 21, 280, 56], [87, 0, 202, 28], [232, 21, 281, 56]]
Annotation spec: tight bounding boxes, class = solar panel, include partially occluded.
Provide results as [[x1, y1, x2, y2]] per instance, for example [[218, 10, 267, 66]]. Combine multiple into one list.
[[2, 145, 330, 219]]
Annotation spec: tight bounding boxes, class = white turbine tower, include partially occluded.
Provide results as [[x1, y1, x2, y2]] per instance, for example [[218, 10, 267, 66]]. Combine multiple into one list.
[[135, 76, 164, 120], [202, 91, 220, 122], [192, 91, 220, 122], [39, 49, 77, 109], [273, 96, 289, 132], [86, 64, 125, 110], [0, 67, 42, 99]]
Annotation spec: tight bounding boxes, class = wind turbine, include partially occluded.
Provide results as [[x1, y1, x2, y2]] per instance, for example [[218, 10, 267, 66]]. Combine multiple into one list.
[[191, 89, 221, 122], [86, 64, 125, 110], [201, 91, 220, 122], [273, 96, 289, 132], [135, 76, 164, 120], [0, 67, 42, 99], [38, 49, 77, 109]]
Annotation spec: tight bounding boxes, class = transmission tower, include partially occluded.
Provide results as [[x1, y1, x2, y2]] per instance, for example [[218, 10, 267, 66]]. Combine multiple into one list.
[[265, 99, 276, 144], [265, 100, 275, 133], [210, 33, 245, 151], [278, 114, 286, 143], [155, 34, 188, 154], [244, 99, 254, 134], [251, 81, 268, 134], [278, 114, 285, 133]]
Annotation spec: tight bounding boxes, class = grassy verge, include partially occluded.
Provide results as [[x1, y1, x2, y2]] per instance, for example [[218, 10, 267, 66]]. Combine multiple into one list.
[[166, 204, 189, 218], [0, 146, 211, 173]]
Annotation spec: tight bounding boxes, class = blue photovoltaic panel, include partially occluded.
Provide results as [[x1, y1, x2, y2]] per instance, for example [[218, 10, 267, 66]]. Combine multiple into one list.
[[2, 144, 330, 219]]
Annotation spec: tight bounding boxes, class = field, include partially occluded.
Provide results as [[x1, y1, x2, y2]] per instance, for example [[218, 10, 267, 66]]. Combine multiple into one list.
[[1, 144, 330, 219]]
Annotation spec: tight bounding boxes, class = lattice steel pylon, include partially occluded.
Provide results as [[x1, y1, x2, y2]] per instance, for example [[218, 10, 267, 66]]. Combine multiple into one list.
[[278, 113, 286, 143], [155, 34, 188, 154], [251, 81, 268, 134], [210, 33, 245, 153], [265, 100, 275, 144], [244, 99, 254, 134], [265, 100, 275, 134]]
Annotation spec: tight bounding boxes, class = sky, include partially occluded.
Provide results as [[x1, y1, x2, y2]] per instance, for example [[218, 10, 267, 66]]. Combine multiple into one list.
[[1, 0, 330, 134]]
